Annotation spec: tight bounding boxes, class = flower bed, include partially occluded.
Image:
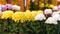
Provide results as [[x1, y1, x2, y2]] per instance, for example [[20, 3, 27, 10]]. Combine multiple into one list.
[[0, 10, 60, 34]]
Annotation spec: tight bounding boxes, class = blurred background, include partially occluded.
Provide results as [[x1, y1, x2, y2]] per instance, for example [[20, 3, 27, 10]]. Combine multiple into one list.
[[0, 0, 59, 11]]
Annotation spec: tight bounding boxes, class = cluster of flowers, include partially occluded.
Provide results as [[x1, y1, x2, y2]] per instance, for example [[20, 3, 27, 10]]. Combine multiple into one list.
[[40, 3, 60, 10], [0, 7, 60, 24], [0, 10, 44, 23], [0, 4, 20, 14], [0, 9, 57, 24], [1, 5, 60, 24], [39, 3, 54, 9], [44, 5, 60, 24]]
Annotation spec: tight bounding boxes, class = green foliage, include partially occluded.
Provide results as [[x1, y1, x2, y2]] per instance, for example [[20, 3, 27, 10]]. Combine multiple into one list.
[[30, 0, 39, 11], [45, 24, 58, 34], [0, 19, 60, 34]]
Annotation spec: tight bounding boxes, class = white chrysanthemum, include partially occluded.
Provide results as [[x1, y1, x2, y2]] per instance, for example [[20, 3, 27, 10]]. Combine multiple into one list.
[[12, 5, 20, 10], [45, 17, 58, 24], [53, 6, 58, 11], [16, 6, 20, 10], [0, 5, 2, 10], [35, 14, 46, 20], [12, 5, 17, 10], [52, 11, 60, 16], [52, 15, 60, 21], [0, 5, 2, 14], [52, 12, 59, 16], [44, 9, 52, 14]]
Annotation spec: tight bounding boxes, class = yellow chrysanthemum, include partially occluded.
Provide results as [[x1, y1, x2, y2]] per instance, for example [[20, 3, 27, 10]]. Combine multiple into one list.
[[37, 10, 43, 14], [46, 4, 49, 7], [48, 4, 54, 8], [31, 11, 37, 17], [1, 10, 14, 19], [39, 3, 44, 8], [12, 12, 25, 23], [25, 11, 34, 21], [26, 10, 31, 12]]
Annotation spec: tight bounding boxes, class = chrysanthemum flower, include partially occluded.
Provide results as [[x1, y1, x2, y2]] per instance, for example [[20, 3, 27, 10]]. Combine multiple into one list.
[[45, 17, 58, 24], [2, 5, 7, 11], [12, 5, 20, 10], [0, 5, 2, 14], [52, 11, 60, 16], [24, 11, 34, 21], [12, 5, 17, 10], [52, 12, 59, 16], [26, 10, 31, 12], [44, 9, 52, 14], [1, 10, 14, 19], [39, 3, 44, 8], [12, 12, 25, 23], [46, 4, 49, 7], [52, 15, 60, 21], [16, 6, 20, 10], [48, 4, 54, 9], [0, 5, 2, 10], [53, 6, 58, 11], [31, 11, 37, 17], [6, 4, 12, 10], [37, 10, 43, 14], [35, 14, 46, 21]]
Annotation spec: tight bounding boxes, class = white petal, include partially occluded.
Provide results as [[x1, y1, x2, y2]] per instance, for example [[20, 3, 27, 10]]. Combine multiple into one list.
[[52, 15, 60, 21], [52, 11, 60, 16], [12, 5, 17, 10], [35, 14, 46, 20], [16, 6, 20, 10], [53, 6, 58, 10], [52, 12, 59, 16], [45, 17, 58, 24], [44, 9, 52, 14], [0, 5, 2, 10]]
